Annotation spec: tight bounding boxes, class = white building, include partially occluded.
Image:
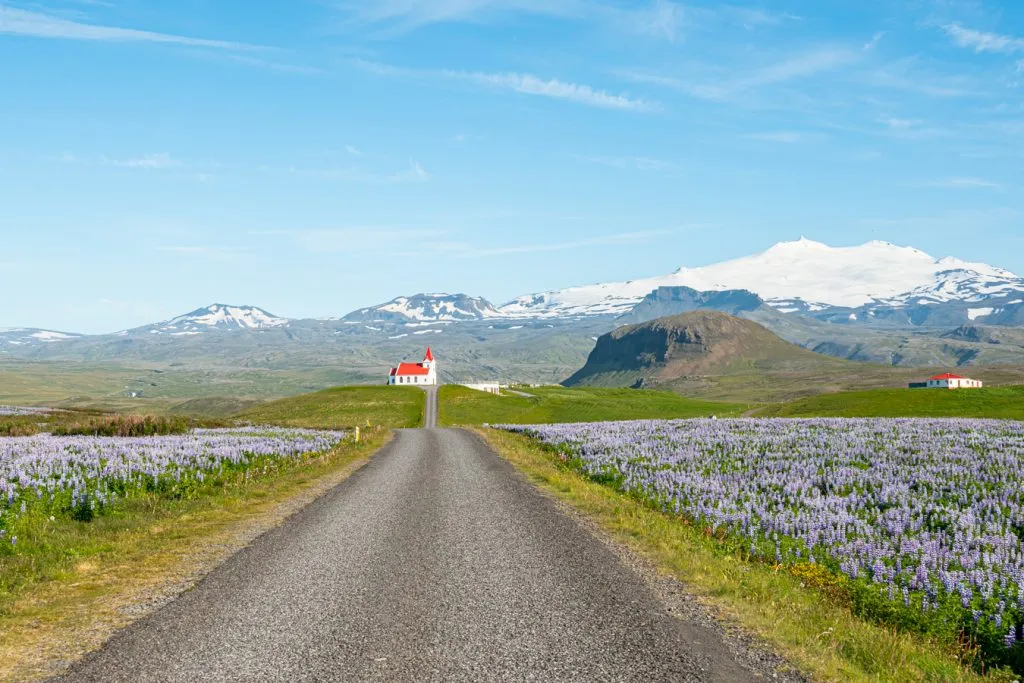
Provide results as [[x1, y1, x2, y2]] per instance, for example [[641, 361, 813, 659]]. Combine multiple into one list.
[[463, 382, 502, 395], [387, 347, 437, 386], [921, 373, 984, 389]]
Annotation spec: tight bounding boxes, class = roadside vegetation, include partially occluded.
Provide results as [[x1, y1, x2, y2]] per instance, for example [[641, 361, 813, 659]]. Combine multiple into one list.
[[0, 425, 389, 681], [483, 428, 1017, 682], [438, 385, 747, 425], [235, 386, 425, 429], [759, 385, 1024, 419]]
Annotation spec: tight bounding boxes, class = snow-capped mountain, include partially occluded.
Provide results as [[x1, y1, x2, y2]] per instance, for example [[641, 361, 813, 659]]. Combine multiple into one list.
[[0, 328, 81, 347], [342, 294, 502, 323], [142, 304, 290, 335], [499, 239, 1024, 320]]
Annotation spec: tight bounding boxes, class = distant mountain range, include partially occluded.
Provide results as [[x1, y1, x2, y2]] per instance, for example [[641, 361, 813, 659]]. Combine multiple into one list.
[[4, 239, 1024, 390]]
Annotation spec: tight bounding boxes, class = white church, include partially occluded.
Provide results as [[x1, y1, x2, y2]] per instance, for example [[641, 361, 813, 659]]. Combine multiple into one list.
[[387, 347, 438, 386]]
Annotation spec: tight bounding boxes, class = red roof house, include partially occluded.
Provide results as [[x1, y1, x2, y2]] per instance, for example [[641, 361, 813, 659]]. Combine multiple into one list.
[[387, 348, 437, 386], [910, 372, 983, 390]]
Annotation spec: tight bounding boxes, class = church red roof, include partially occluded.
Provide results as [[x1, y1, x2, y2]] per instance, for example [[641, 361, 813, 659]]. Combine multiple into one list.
[[391, 362, 430, 377], [424, 346, 434, 362], [930, 373, 965, 380]]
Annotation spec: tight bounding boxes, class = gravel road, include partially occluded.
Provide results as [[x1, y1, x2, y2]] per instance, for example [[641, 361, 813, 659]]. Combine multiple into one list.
[[57, 429, 784, 682]]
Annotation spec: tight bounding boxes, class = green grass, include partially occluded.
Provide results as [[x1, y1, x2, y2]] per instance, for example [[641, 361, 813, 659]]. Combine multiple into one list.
[[759, 385, 1024, 419], [439, 385, 747, 426], [481, 428, 1014, 683], [235, 386, 425, 429], [0, 431, 388, 682]]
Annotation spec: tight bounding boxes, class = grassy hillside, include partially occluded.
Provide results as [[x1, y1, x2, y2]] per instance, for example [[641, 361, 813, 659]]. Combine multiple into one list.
[[438, 385, 746, 425], [760, 385, 1024, 419], [236, 386, 425, 429]]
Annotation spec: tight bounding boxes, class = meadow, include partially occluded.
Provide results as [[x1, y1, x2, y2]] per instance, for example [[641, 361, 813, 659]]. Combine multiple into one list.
[[503, 417, 1024, 675], [236, 386, 424, 429], [438, 385, 747, 425], [759, 386, 1024, 419]]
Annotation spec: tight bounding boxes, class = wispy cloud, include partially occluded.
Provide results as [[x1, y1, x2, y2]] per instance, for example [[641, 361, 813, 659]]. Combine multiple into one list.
[[335, 0, 791, 40], [220, 54, 322, 75], [924, 177, 1002, 189], [571, 154, 675, 171], [941, 23, 1024, 54], [158, 245, 251, 260], [617, 47, 858, 104], [355, 60, 657, 112], [108, 153, 181, 169], [260, 228, 450, 253], [262, 225, 687, 259], [863, 31, 887, 51], [345, 145, 363, 156], [335, 0, 585, 32], [443, 228, 689, 258], [745, 131, 812, 143], [257, 159, 432, 183], [881, 117, 920, 130], [0, 7, 258, 50], [627, 0, 686, 42]]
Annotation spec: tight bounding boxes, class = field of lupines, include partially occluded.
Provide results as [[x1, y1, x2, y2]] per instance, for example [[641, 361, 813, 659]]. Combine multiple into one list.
[[503, 417, 1024, 672], [0, 406, 55, 417], [0, 427, 346, 543]]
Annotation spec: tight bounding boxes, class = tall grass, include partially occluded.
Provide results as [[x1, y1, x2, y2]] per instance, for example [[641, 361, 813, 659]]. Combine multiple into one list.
[[50, 415, 222, 437]]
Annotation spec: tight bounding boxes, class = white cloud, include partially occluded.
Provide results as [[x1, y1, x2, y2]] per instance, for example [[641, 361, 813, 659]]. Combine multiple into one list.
[[0, 7, 258, 50], [926, 177, 1002, 189], [345, 145, 363, 156], [617, 47, 858, 103], [261, 228, 450, 253], [882, 117, 920, 129], [941, 23, 1024, 54], [109, 153, 181, 169], [572, 154, 675, 171], [335, 0, 586, 30], [158, 245, 250, 260], [355, 60, 656, 112], [864, 31, 887, 51], [745, 131, 810, 143], [446, 228, 688, 258], [261, 225, 689, 259], [257, 159, 432, 183], [628, 0, 686, 42]]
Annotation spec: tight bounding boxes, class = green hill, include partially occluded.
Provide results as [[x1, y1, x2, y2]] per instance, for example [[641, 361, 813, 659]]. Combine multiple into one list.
[[236, 386, 424, 429], [438, 385, 746, 426], [760, 385, 1024, 419]]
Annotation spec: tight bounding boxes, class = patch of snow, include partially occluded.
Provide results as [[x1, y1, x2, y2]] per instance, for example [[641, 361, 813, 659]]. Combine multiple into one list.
[[508, 325, 524, 330], [774, 307, 800, 314], [31, 331, 77, 342], [388, 333, 409, 340], [968, 307, 995, 320], [413, 329, 443, 335], [162, 304, 289, 331], [365, 326, 382, 331], [849, 313, 858, 321], [498, 238, 1024, 318]]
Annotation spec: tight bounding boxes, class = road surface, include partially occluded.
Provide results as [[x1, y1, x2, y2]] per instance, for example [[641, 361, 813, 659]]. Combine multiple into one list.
[[423, 385, 438, 428], [58, 428, 774, 682]]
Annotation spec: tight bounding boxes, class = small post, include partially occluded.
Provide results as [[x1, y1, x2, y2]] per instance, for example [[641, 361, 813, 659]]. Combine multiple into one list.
[[354, 426, 360, 443]]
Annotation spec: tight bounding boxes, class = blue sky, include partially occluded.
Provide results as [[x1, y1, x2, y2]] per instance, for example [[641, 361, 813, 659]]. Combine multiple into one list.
[[1, 0, 1023, 333]]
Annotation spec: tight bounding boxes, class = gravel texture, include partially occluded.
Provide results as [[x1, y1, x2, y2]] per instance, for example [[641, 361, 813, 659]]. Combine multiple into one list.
[[57, 428, 788, 682]]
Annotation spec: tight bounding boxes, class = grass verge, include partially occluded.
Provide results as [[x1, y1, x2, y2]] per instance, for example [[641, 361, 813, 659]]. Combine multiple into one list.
[[758, 386, 1024, 419], [440, 385, 747, 426], [0, 430, 389, 682], [479, 428, 1014, 682], [236, 386, 424, 429]]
